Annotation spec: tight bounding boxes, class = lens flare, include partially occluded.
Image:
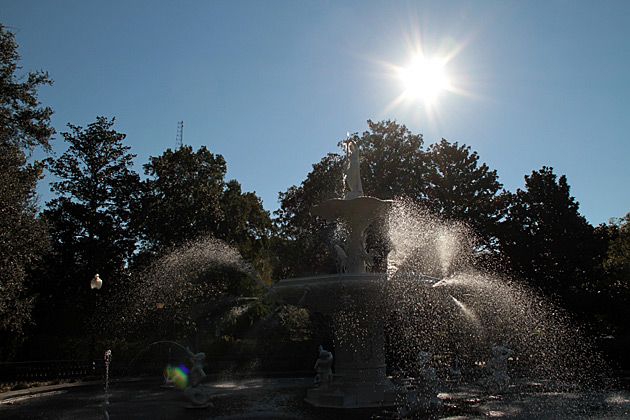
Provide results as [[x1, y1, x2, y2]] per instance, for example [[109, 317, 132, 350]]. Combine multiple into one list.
[[164, 364, 189, 389]]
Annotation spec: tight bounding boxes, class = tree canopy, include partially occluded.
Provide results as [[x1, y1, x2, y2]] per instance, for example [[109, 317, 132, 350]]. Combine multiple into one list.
[[137, 145, 227, 253], [425, 139, 505, 249], [45, 117, 140, 284], [498, 167, 605, 296], [603, 213, 630, 292], [136, 145, 273, 279], [0, 24, 53, 356], [274, 120, 506, 276]]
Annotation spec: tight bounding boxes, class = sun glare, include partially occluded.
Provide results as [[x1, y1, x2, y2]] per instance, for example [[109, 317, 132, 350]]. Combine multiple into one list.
[[398, 56, 450, 105]]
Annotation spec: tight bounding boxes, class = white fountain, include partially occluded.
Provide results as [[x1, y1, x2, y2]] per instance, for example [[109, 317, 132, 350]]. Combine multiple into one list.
[[273, 139, 437, 408]]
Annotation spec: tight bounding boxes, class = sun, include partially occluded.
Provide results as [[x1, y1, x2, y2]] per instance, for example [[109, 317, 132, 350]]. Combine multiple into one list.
[[398, 55, 451, 105]]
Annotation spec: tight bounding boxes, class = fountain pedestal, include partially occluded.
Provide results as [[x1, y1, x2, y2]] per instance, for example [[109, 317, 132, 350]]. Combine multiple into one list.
[[274, 141, 400, 407], [274, 273, 399, 408]]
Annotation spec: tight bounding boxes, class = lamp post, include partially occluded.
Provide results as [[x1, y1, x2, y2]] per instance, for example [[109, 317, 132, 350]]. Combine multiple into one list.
[[91, 274, 103, 290], [89, 274, 103, 366]]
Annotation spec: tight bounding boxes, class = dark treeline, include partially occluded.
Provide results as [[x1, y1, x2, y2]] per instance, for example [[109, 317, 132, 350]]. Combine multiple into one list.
[[1, 25, 629, 367]]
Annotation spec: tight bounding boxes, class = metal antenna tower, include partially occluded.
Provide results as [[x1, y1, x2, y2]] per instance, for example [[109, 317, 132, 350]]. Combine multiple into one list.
[[176, 121, 184, 148]]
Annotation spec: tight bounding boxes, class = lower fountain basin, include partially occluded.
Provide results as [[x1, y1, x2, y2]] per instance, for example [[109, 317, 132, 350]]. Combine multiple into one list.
[[273, 273, 395, 408], [272, 273, 441, 408]]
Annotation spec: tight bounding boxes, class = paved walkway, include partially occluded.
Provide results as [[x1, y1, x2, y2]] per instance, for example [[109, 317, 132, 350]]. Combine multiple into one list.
[[1, 377, 629, 419]]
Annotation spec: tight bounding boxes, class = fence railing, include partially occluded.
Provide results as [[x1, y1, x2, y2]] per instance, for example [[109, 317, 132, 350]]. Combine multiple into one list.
[[0, 356, 313, 387], [0, 359, 163, 387]]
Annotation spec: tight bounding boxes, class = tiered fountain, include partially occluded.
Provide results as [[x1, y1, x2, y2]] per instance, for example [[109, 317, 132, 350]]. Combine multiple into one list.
[[274, 140, 423, 408]]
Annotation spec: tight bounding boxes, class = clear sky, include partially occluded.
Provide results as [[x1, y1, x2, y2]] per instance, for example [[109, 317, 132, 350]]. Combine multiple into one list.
[[2, 0, 629, 224]]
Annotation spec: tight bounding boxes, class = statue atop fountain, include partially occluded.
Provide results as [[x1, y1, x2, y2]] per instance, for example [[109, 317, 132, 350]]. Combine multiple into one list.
[[312, 140, 391, 273], [343, 139, 363, 199]]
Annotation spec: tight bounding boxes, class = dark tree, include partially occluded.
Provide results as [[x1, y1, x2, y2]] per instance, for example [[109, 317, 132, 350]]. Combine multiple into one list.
[[425, 139, 505, 249], [40, 117, 140, 342], [0, 24, 53, 358], [599, 213, 630, 365], [136, 145, 272, 278], [45, 117, 139, 280], [274, 153, 345, 277], [358, 120, 426, 200], [498, 167, 601, 297], [0, 25, 53, 151], [604, 213, 630, 287], [137, 146, 226, 253], [218, 179, 273, 280]]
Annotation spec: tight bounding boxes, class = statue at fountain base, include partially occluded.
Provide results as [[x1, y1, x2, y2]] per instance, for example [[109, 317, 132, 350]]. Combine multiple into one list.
[[184, 351, 214, 409], [482, 345, 513, 394], [396, 351, 441, 416]]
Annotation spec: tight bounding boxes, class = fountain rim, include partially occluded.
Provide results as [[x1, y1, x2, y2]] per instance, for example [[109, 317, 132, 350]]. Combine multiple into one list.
[[311, 196, 393, 220], [272, 272, 441, 290], [273, 272, 387, 289]]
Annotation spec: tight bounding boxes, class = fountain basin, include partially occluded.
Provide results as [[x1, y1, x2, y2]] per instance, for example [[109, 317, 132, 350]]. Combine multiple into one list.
[[273, 273, 395, 408]]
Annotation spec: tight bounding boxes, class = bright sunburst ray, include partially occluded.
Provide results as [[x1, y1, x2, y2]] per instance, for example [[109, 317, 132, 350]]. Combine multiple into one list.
[[373, 20, 478, 125], [398, 54, 451, 105]]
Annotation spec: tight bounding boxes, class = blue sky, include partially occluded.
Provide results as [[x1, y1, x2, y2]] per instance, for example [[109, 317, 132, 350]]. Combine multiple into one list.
[[2, 0, 629, 224]]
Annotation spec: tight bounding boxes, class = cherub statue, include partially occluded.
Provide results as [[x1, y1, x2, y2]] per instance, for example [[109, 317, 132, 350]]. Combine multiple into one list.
[[188, 351, 207, 387], [183, 349, 213, 407], [483, 344, 513, 393], [314, 345, 334, 386]]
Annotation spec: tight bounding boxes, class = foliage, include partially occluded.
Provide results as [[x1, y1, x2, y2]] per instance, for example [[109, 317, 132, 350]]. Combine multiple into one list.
[[274, 152, 344, 277], [38, 117, 140, 343], [218, 180, 274, 280], [219, 299, 272, 338], [137, 146, 227, 253], [604, 213, 630, 288], [136, 145, 272, 279], [0, 24, 54, 151], [425, 139, 505, 250], [0, 24, 53, 358], [357, 120, 426, 200], [0, 143, 50, 355], [498, 167, 606, 296], [44, 117, 140, 282], [274, 120, 506, 276]]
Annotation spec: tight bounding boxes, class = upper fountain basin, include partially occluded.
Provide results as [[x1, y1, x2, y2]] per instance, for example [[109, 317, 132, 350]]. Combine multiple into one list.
[[311, 196, 393, 223]]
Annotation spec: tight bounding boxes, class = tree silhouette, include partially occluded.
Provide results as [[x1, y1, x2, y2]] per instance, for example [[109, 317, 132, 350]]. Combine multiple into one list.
[[136, 145, 272, 278], [425, 138, 505, 250], [499, 167, 601, 297], [39, 117, 140, 345], [0, 24, 53, 358]]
